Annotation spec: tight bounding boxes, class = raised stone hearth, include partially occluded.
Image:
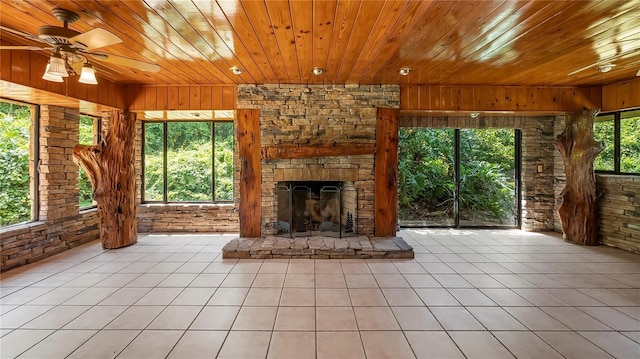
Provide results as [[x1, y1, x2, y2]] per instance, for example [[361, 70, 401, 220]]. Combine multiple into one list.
[[222, 236, 414, 259]]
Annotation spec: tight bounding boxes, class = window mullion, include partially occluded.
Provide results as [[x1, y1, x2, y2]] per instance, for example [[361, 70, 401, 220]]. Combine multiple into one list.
[[163, 122, 168, 203], [614, 113, 621, 173], [212, 122, 216, 202]]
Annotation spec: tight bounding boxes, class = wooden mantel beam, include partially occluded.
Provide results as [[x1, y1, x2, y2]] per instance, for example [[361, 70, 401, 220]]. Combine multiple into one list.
[[260, 144, 375, 160]]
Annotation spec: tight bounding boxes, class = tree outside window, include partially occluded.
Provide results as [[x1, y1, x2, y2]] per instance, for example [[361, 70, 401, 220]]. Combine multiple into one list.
[[143, 121, 234, 203], [594, 110, 640, 175], [0, 101, 36, 227]]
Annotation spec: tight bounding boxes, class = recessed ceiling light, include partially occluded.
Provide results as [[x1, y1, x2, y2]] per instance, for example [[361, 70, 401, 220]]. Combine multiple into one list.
[[470, 112, 480, 119], [597, 64, 615, 73], [230, 66, 243, 75], [312, 67, 325, 76], [398, 67, 411, 76]]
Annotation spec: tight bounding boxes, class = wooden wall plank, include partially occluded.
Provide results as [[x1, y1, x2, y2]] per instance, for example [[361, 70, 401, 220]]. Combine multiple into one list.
[[237, 108, 261, 238], [375, 108, 399, 237], [200, 86, 212, 109], [167, 87, 179, 110], [125, 85, 237, 111], [178, 86, 189, 110], [156, 86, 168, 110], [602, 78, 640, 112], [189, 86, 201, 110], [400, 85, 603, 112], [1, 49, 124, 111], [145, 87, 157, 109], [222, 86, 236, 109]]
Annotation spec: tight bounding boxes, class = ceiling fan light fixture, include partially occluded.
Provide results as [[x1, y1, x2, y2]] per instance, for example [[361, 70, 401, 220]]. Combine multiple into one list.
[[470, 112, 480, 119], [597, 63, 615, 73], [230, 66, 243, 75], [48, 51, 69, 77], [312, 67, 325, 76], [42, 63, 63, 82], [398, 67, 411, 76], [78, 62, 98, 85]]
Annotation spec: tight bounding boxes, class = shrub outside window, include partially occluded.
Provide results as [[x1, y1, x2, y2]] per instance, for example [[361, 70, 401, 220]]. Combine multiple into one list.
[[0, 100, 37, 227], [594, 109, 640, 175], [143, 121, 234, 203]]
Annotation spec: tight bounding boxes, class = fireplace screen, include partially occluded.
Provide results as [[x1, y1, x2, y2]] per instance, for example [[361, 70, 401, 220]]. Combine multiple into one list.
[[276, 181, 357, 238]]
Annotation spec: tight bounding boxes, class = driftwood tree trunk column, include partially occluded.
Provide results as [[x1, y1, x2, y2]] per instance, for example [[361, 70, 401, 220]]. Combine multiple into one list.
[[73, 111, 137, 249], [554, 109, 603, 245]]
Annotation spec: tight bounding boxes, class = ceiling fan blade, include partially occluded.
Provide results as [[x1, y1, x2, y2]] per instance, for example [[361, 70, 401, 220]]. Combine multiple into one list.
[[0, 45, 50, 50], [0, 25, 47, 43], [69, 28, 122, 51], [88, 52, 160, 73]]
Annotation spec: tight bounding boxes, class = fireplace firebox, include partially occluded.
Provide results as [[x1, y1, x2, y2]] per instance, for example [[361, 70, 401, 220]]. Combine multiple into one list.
[[276, 181, 357, 238]]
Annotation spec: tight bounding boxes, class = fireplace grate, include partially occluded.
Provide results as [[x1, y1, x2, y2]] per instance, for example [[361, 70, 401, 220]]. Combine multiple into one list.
[[276, 181, 357, 238]]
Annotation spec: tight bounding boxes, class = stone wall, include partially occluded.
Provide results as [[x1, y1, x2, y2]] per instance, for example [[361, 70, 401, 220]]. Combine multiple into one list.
[[400, 115, 556, 231], [554, 115, 640, 253], [1, 106, 100, 272], [238, 84, 400, 236], [137, 204, 237, 232]]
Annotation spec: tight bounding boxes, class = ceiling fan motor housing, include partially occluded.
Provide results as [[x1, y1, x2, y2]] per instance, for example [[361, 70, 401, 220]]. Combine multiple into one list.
[[37, 8, 84, 47], [38, 25, 81, 46]]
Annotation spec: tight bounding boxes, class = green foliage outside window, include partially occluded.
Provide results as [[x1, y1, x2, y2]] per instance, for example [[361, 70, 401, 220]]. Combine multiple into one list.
[[78, 115, 97, 208], [621, 116, 640, 173], [399, 128, 516, 225], [593, 112, 640, 174], [0, 101, 32, 226], [144, 121, 234, 202], [594, 119, 615, 171]]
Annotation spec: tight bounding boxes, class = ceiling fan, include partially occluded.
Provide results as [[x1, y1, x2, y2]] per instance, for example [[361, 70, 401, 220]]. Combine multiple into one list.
[[0, 7, 160, 83]]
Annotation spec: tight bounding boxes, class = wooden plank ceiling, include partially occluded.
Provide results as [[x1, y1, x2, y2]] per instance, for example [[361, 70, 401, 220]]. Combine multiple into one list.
[[1, 0, 639, 87]]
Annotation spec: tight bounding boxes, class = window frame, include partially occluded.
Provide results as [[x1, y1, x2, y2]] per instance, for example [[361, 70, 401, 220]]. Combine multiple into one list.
[[0, 99, 39, 228], [594, 109, 640, 176], [78, 114, 102, 210], [141, 120, 234, 204]]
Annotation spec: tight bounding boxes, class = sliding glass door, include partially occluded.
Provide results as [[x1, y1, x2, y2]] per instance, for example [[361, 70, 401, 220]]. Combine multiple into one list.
[[398, 128, 520, 228], [398, 129, 455, 226]]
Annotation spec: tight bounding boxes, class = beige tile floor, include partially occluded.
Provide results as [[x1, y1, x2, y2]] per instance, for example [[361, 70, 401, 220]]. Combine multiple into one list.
[[1, 229, 639, 359]]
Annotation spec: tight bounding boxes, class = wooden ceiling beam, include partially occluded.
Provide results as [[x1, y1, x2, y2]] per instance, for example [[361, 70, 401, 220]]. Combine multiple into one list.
[[400, 85, 602, 113]]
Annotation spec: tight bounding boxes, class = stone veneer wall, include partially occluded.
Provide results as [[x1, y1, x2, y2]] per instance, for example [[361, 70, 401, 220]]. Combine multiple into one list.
[[554, 115, 640, 253], [133, 117, 240, 233], [237, 84, 400, 236], [1, 106, 100, 271], [400, 115, 556, 231]]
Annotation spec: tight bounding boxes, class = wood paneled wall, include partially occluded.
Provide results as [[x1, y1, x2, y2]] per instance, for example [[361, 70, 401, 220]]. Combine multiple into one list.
[[375, 108, 399, 237], [237, 109, 261, 238], [400, 85, 602, 113], [602, 78, 640, 112], [127, 85, 237, 111], [0, 49, 125, 109]]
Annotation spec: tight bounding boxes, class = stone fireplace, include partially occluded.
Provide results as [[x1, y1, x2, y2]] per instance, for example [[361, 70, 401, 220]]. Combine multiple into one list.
[[237, 84, 401, 237], [224, 84, 413, 259]]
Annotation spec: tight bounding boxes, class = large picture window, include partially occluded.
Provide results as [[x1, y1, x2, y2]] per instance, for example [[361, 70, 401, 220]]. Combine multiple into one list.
[[0, 100, 38, 227], [594, 110, 640, 175], [143, 121, 234, 203]]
